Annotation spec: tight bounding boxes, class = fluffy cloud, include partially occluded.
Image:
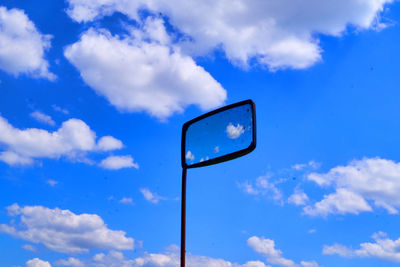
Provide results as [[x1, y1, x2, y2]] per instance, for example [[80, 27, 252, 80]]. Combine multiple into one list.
[[323, 232, 400, 263], [288, 189, 309, 206], [303, 188, 372, 216], [55, 247, 266, 267], [140, 188, 165, 204], [99, 155, 139, 170], [247, 236, 320, 267], [304, 158, 400, 216], [66, 0, 393, 70], [248, 236, 295, 267], [185, 151, 194, 162], [0, 151, 33, 165], [54, 257, 84, 267], [0, 6, 55, 79], [30, 111, 55, 126], [96, 136, 123, 151], [26, 258, 52, 267], [242, 262, 267, 267], [64, 18, 226, 119], [42, 236, 319, 267], [0, 115, 124, 166], [226, 123, 245, 139], [0, 204, 134, 253]]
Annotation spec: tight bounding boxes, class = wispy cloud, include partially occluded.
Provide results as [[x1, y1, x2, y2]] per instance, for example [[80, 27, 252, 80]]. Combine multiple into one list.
[[140, 188, 166, 204], [46, 179, 58, 187], [22, 244, 37, 252], [30, 111, 55, 126], [119, 197, 134, 205], [239, 175, 283, 202], [292, 160, 320, 171], [52, 105, 69, 115]]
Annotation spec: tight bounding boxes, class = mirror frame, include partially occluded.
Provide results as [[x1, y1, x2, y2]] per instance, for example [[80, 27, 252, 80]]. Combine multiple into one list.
[[181, 99, 256, 169]]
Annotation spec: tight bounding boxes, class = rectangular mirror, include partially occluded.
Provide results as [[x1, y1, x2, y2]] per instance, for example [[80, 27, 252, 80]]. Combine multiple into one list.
[[182, 99, 256, 169]]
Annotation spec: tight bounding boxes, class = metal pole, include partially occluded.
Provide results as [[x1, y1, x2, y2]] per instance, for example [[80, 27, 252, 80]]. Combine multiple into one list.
[[181, 167, 187, 267]]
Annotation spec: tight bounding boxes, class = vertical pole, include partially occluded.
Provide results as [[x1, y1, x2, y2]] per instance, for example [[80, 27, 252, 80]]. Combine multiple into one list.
[[180, 167, 187, 267]]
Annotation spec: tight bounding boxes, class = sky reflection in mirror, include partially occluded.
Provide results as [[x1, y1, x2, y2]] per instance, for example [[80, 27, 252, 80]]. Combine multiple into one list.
[[185, 103, 253, 166]]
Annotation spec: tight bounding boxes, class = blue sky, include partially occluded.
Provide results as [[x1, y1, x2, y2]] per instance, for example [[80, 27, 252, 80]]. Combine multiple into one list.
[[1, 0, 400, 266]]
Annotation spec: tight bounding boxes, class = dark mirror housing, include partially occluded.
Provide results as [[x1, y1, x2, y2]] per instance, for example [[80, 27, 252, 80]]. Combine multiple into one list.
[[181, 99, 256, 169]]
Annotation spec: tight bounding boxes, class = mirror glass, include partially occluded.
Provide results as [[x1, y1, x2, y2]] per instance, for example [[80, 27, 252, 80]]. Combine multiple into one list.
[[185, 103, 254, 167]]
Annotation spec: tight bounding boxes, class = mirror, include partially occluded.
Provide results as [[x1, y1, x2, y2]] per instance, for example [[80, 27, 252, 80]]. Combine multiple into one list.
[[182, 100, 256, 168]]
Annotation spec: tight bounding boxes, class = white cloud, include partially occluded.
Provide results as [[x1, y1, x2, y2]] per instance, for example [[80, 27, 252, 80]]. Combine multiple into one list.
[[46, 179, 58, 187], [247, 236, 295, 267], [242, 262, 267, 267], [322, 243, 354, 258], [299, 262, 320, 267], [65, 0, 393, 70], [239, 176, 282, 201], [120, 197, 134, 205], [0, 151, 33, 166], [214, 146, 220, 153], [48, 239, 319, 267], [96, 136, 123, 151], [88, 251, 134, 267], [52, 105, 69, 115], [0, 6, 55, 79], [292, 161, 320, 171], [26, 258, 52, 267], [303, 188, 372, 217], [85, 248, 266, 267], [24, 236, 319, 267], [304, 158, 400, 216], [185, 151, 195, 162], [30, 111, 55, 126], [247, 236, 320, 267], [0, 115, 123, 166], [140, 188, 165, 204], [64, 18, 226, 119], [323, 232, 400, 263], [54, 257, 84, 267], [226, 123, 245, 139], [288, 189, 309, 206], [99, 155, 139, 170], [22, 244, 38, 252], [0, 203, 134, 253]]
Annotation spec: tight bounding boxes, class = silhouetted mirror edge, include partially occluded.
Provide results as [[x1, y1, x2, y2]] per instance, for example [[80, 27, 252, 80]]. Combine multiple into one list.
[[181, 99, 256, 169]]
